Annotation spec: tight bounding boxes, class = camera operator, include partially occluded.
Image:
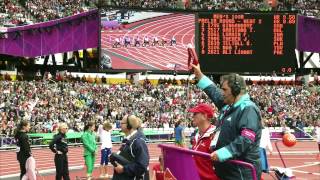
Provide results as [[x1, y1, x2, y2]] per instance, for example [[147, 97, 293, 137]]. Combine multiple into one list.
[[111, 114, 149, 180]]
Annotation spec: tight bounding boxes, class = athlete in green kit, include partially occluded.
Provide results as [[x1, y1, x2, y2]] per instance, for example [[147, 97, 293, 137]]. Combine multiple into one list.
[[82, 121, 97, 180]]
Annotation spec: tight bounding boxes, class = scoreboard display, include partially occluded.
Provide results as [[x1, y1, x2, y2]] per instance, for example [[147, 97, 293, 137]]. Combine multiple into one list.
[[197, 12, 297, 73]]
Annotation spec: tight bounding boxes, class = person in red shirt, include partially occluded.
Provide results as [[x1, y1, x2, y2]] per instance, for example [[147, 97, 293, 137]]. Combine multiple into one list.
[[152, 155, 164, 180], [188, 103, 220, 180]]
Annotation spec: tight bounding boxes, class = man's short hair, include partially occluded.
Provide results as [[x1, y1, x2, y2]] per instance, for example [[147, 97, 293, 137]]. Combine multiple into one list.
[[221, 73, 246, 96]]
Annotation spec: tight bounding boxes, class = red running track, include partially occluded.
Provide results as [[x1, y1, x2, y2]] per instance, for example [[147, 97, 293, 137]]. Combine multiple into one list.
[[101, 14, 195, 71], [0, 141, 319, 180], [0, 144, 161, 178]]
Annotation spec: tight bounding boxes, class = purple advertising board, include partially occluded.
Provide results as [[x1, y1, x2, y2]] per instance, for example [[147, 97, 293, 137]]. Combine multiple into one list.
[[0, 9, 99, 57], [158, 144, 257, 180], [297, 15, 320, 52], [160, 145, 201, 180]]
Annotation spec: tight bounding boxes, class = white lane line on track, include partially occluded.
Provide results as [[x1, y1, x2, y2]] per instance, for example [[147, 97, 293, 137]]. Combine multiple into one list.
[[291, 170, 320, 176], [0, 158, 159, 177], [269, 158, 319, 160], [0, 155, 160, 169], [103, 15, 194, 69], [136, 22, 193, 69], [157, 19, 195, 67], [122, 16, 193, 69], [271, 166, 320, 176], [288, 162, 320, 169]]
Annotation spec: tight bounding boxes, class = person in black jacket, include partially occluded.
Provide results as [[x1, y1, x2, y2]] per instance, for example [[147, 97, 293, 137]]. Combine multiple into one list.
[[191, 64, 262, 180], [112, 115, 149, 180], [49, 123, 70, 180], [14, 120, 31, 180]]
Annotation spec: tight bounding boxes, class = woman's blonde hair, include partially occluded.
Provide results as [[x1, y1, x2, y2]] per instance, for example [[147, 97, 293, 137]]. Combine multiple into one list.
[[58, 123, 68, 132], [127, 115, 142, 130], [103, 122, 112, 130]]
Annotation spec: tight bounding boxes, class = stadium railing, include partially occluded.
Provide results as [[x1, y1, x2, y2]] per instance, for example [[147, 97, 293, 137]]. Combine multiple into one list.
[[0, 126, 315, 150]]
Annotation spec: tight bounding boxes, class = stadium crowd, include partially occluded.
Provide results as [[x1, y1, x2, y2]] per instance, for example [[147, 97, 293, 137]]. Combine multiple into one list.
[[0, 75, 319, 137], [0, 0, 29, 26], [110, 0, 320, 17], [1, 0, 319, 28], [0, 0, 94, 26], [23, 0, 94, 22]]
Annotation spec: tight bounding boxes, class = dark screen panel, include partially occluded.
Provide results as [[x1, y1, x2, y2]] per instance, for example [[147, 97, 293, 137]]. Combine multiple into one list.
[[197, 12, 297, 73]]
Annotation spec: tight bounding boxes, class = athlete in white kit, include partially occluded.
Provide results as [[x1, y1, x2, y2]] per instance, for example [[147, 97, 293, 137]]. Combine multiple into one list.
[[98, 122, 113, 178]]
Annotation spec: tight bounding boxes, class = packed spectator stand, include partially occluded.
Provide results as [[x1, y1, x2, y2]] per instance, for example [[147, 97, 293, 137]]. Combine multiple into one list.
[[1, 0, 319, 28], [110, 0, 320, 18], [0, 0, 30, 27], [0, 74, 319, 139], [22, 0, 94, 22], [0, 0, 95, 27]]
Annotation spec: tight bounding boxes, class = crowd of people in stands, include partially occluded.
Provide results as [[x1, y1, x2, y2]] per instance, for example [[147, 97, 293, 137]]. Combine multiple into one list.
[[1, 0, 319, 28], [23, 0, 94, 22], [0, 74, 319, 138], [249, 85, 319, 128], [110, 0, 320, 17], [0, 0, 29, 26], [0, 0, 94, 27]]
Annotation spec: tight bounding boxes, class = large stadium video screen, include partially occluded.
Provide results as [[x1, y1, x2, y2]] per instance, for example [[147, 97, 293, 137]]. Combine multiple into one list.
[[100, 10, 195, 71], [197, 12, 297, 73]]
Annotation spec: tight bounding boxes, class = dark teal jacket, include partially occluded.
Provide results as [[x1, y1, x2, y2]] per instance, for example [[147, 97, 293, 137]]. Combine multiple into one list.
[[198, 76, 262, 180]]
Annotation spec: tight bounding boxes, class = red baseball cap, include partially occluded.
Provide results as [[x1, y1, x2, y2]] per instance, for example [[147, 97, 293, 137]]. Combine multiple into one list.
[[188, 103, 214, 118]]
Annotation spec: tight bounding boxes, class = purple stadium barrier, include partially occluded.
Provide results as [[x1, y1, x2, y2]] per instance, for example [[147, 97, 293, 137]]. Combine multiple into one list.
[[158, 144, 257, 180], [270, 131, 311, 139], [297, 15, 320, 52], [0, 9, 99, 57]]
